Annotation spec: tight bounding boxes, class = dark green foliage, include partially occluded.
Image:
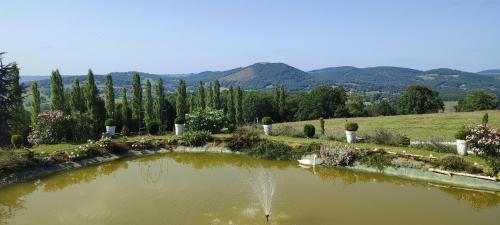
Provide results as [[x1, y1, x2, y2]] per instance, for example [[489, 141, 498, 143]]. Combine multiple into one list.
[[395, 135, 411, 147], [454, 126, 469, 140], [319, 118, 325, 135], [345, 122, 358, 131], [347, 93, 367, 117], [358, 151, 395, 171], [261, 116, 273, 125], [243, 140, 301, 161], [295, 85, 347, 120], [185, 108, 226, 133], [303, 124, 315, 138], [227, 124, 236, 133], [69, 78, 84, 115], [197, 81, 206, 109], [105, 118, 116, 126], [176, 80, 188, 118], [227, 86, 236, 125], [174, 116, 185, 124], [180, 130, 213, 146], [397, 85, 444, 114], [486, 157, 500, 175], [438, 155, 483, 174], [411, 139, 456, 154], [242, 91, 275, 123], [11, 135, 23, 149], [31, 81, 41, 123], [370, 100, 396, 116], [0, 149, 36, 176], [121, 125, 130, 136], [235, 86, 243, 124], [143, 80, 153, 125], [147, 121, 160, 135], [227, 127, 261, 150], [278, 85, 286, 120], [131, 73, 142, 131], [120, 88, 130, 128], [104, 74, 115, 118], [206, 82, 213, 108], [457, 90, 497, 112], [50, 69, 66, 112], [482, 113, 489, 124], [213, 80, 221, 109], [7, 65, 29, 138], [153, 79, 166, 131]]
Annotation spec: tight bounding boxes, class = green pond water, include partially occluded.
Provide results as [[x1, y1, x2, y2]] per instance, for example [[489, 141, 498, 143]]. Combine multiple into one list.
[[1, 153, 499, 225]]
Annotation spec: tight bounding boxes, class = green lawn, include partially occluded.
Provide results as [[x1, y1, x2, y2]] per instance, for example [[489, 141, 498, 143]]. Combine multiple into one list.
[[274, 110, 500, 141], [31, 143, 80, 154]]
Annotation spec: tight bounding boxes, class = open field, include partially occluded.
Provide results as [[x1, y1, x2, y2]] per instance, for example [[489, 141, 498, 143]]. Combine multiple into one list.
[[274, 110, 500, 141]]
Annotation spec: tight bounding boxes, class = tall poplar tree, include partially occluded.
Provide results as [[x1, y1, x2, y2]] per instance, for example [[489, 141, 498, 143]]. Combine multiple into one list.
[[227, 86, 236, 125], [50, 69, 65, 112], [31, 81, 41, 123], [69, 77, 84, 115], [213, 80, 221, 109], [153, 79, 166, 129], [197, 81, 205, 109], [206, 82, 213, 108], [279, 85, 286, 120], [144, 80, 153, 125], [176, 80, 187, 118], [104, 74, 115, 119], [131, 73, 142, 131], [84, 69, 99, 119], [120, 88, 130, 128], [235, 86, 243, 124]]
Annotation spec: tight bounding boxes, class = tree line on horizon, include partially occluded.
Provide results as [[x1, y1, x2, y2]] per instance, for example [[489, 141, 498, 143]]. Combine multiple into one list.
[[0, 53, 498, 146]]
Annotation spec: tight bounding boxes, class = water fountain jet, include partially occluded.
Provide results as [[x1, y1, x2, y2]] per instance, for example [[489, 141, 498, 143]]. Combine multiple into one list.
[[251, 170, 276, 222]]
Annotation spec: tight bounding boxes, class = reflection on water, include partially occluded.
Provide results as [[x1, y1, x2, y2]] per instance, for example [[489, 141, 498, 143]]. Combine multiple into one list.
[[0, 153, 499, 225]]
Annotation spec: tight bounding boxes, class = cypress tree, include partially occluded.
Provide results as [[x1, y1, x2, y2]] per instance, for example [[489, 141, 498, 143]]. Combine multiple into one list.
[[153, 79, 166, 129], [227, 86, 236, 125], [104, 74, 115, 119], [279, 85, 286, 120], [188, 94, 195, 113], [213, 80, 221, 109], [50, 69, 65, 111], [69, 77, 84, 115], [235, 86, 243, 124], [131, 73, 142, 131], [197, 81, 205, 109], [120, 88, 130, 128], [206, 82, 213, 108], [31, 81, 41, 123], [176, 79, 187, 118], [144, 79, 153, 125], [84, 69, 99, 119], [8, 65, 28, 136]]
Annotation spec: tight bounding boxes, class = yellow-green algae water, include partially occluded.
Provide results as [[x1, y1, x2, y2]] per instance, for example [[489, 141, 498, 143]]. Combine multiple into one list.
[[1, 153, 499, 225]]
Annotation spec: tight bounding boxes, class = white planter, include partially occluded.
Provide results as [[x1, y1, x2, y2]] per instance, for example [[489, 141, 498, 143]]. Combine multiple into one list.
[[456, 139, 467, 156], [345, 130, 356, 143], [175, 124, 185, 136], [263, 124, 272, 136], [106, 126, 116, 136]]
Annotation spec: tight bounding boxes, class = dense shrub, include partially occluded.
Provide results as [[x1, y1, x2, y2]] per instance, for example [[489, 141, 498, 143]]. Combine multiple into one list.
[[11, 135, 23, 149], [320, 145, 357, 167], [466, 124, 500, 157], [358, 151, 395, 171], [227, 124, 236, 133], [391, 158, 425, 169], [147, 121, 160, 135], [485, 157, 500, 176], [438, 155, 482, 174], [121, 125, 130, 136], [105, 118, 116, 126], [244, 140, 300, 160], [454, 126, 469, 140], [261, 117, 273, 125], [303, 124, 316, 138], [226, 127, 261, 150], [28, 111, 71, 145], [345, 122, 358, 131], [372, 129, 410, 147], [319, 118, 325, 135], [174, 116, 185, 124], [180, 131, 213, 146], [71, 114, 98, 142], [185, 108, 226, 133], [271, 125, 305, 137]]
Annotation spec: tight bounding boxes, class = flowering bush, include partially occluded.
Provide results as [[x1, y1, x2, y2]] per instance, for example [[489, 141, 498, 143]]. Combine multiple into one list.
[[320, 144, 357, 167], [466, 124, 500, 157], [185, 108, 226, 133], [28, 111, 71, 145]]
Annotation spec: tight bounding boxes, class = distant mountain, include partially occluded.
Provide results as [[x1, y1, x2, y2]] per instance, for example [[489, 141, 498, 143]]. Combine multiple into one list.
[[20, 75, 50, 83], [478, 69, 500, 76], [22, 63, 500, 100]]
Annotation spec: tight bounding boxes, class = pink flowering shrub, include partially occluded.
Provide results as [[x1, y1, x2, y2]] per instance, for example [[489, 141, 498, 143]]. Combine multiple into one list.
[[466, 124, 500, 157], [28, 111, 71, 145]]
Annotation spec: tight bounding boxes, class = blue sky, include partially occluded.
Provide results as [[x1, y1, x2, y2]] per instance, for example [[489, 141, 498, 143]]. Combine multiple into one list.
[[2, 0, 500, 75]]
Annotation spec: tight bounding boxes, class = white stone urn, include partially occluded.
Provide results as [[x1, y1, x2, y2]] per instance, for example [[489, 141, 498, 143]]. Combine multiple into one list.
[[456, 139, 467, 156], [106, 126, 116, 136], [175, 124, 185, 136], [263, 124, 272, 136], [345, 131, 356, 143]]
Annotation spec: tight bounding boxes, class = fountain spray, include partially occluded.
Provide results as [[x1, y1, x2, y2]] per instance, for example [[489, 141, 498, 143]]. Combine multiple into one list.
[[252, 170, 276, 223], [265, 214, 269, 222]]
